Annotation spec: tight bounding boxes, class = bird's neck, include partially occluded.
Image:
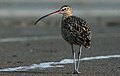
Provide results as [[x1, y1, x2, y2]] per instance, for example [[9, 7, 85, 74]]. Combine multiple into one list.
[[62, 13, 73, 20]]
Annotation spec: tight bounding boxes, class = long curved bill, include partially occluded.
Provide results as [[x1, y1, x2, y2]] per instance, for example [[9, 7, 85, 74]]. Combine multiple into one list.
[[34, 10, 60, 25]]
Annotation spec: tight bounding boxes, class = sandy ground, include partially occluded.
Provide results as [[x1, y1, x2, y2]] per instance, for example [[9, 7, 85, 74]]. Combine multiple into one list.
[[0, 17, 120, 76]]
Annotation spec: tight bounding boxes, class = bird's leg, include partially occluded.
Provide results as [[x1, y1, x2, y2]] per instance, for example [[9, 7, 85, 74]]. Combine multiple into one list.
[[76, 46, 82, 73], [71, 44, 77, 73]]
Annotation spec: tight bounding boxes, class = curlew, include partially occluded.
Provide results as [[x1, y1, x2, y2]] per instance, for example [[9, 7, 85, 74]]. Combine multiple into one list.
[[34, 5, 91, 74]]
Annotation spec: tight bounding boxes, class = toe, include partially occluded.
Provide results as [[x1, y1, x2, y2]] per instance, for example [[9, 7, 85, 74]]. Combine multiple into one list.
[[73, 70, 81, 74]]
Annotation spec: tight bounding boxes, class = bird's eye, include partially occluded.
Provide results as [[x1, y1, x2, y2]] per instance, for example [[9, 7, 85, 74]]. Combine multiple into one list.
[[61, 8, 67, 11], [64, 8, 66, 10]]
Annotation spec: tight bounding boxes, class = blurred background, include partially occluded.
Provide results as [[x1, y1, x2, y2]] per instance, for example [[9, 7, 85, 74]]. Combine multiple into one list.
[[0, 0, 120, 26], [0, 0, 120, 75]]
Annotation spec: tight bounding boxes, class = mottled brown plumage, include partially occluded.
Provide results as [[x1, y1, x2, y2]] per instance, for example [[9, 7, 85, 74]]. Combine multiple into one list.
[[34, 5, 91, 74], [61, 16, 91, 48]]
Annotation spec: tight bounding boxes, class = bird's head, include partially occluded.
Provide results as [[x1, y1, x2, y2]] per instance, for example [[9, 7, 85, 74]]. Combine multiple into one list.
[[34, 5, 73, 25], [59, 5, 73, 16]]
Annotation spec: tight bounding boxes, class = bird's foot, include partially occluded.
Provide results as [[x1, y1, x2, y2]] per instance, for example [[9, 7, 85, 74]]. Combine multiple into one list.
[[73, 70, 81, 74]]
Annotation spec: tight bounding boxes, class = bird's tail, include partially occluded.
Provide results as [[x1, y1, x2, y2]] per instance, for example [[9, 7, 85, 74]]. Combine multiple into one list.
[[84, 39, 91, 48]]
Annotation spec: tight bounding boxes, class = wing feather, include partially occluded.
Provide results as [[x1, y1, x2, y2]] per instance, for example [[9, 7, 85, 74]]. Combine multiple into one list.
[[62, 16, 91, 48]]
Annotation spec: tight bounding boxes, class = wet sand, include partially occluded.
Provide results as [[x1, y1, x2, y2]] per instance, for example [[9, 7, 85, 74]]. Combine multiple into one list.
[[0, 17, 120, 76]]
